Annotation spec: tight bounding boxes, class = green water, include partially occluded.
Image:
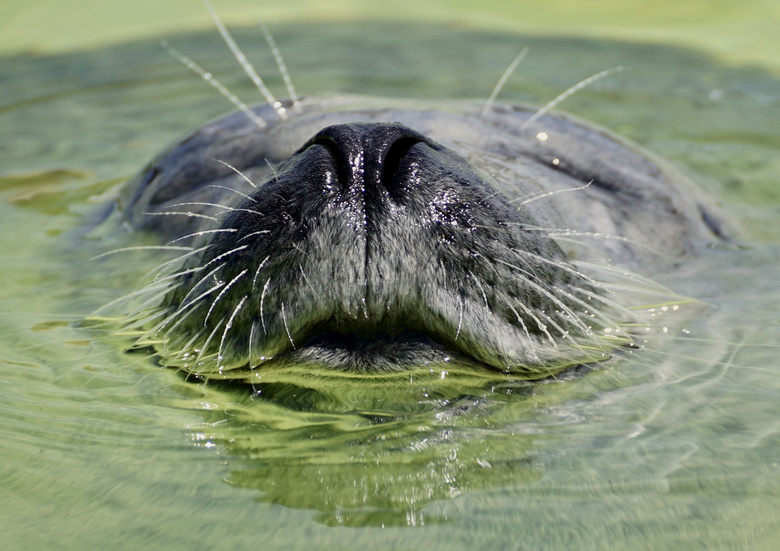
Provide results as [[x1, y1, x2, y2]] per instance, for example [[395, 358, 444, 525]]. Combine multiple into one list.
[[1, 11, 780, 551]]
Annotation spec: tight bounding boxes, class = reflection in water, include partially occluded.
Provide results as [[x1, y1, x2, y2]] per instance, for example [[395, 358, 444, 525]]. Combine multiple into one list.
[[169, 352, 631, 526], [1, 21, 779, 549], [183, 374, 551, 527]]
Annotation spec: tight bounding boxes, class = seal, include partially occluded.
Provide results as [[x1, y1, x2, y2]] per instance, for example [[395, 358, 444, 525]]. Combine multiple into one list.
[[116, 94, 727, 381], [110, 14, 728, 383]]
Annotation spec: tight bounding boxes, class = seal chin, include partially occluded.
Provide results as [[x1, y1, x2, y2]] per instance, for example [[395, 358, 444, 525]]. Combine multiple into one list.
[[156, 122, 622, 378]]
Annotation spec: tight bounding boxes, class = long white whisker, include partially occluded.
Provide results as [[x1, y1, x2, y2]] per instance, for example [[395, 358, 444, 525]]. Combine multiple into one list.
[[144, 210, 218, 221], [173, 264, 225, 311], [468, 271, 490, 309], [166, 201, 260, 216], [119, 287, 177, 324], [239, 230, 271, 244], [504, 245, 600, 288], [206, 185, 257, 203], [202, 0, 287, 119], [141, 245, 211, 283], [515, 223, 662, 256], [511, 181, 592, 208], [91, 245, 192, 261], [481, 47, 529, 118], [201, 244, 248, 271], [168, 229, 237, 245], [170, 327, 206, 361], [266, 158, 279, 179], [494, 257, 591, 334], [248, 319, 258, 368], [574, 287, 649, 322], [574, 259, 671, 287], [280, 302, 295, 349], [160, 39, 267, 129], [219, 295, 248, 367], [560, 285, 629, 328], [260, 277, 271, 334], [91, 283, 169, 316], [211, 158, 258, 189], [252, 256, 271, 292], [145, 267, 201, 289], [520, 66, 625, 131], [298, 266, 322, 301], [455, 296, 464, 340], [196, 318, 225, 366], [506, 303, 543, 361], [161, 282, 224, 337], [259, 20, 301, 112], [204, 268, 247, 326]]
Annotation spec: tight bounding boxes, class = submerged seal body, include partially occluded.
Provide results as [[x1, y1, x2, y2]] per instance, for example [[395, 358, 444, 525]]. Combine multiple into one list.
[[117, 95, 726, 380]]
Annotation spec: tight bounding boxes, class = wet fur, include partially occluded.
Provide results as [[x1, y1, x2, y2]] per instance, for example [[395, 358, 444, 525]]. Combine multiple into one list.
[[107, 8, 727, 382]]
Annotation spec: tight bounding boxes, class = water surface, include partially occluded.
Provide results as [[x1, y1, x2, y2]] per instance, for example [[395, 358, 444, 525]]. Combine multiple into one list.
[[1, 13, 779, 551]]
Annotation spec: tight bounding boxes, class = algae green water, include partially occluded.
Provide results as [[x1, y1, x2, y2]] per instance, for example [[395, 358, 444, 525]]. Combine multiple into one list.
[[1, 1, 779, 549]]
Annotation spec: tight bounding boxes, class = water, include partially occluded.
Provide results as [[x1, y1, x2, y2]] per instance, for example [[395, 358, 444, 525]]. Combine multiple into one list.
[[1, 13, 779, 551]]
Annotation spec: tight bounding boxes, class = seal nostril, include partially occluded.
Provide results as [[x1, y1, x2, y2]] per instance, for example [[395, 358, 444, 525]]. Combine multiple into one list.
[[307, 135, 351, 190], [380, 136, 423, 193], [303, 123, 433, 198]]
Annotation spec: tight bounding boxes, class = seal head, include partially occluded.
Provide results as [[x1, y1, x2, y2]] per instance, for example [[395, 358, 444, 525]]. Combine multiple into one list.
[[118, 97, 727, 380]]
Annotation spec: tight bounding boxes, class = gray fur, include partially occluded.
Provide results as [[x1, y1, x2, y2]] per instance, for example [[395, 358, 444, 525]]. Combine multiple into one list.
[[118, 96, 726, 378]]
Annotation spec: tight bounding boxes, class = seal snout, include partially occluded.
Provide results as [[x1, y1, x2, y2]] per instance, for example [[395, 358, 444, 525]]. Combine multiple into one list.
[[154, 121, 619, 376]]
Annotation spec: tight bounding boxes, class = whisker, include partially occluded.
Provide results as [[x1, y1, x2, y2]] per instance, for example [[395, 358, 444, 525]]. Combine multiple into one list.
[[196, 317, 225, 366], [141, 245, 212, 283], [260, 277, 272, 334], [494, 257, 592, 335], [508, 301, 555, 347], [202, 0, 287, 119], [91, 245, 192, 261], [168, 229, 237, 245], [251, 256, 271, 292], [259, 20, 301, 112], [561, 285, 632, 329], [117, 288, 179, 328], [119, 307, 172, 334], [160, 39, 267, 129], [170, 327, 206, 361], [280, 302, 295, 349], [481, 47, 529, 117], [266, 158, 279, 180], [219, 295, 248, 367], [248, 319, 259, 368], [239, 230, 271, 244], [91, 281, 171, 316], [575, 286, 655, 322], [171, 263, 224, 308], [511, 181, 592, 208], [299, 266, 322, 301], [454, 296, 464, 340], [573, 259, 676, 294], [166, 201, 261, 216], [505, 245, 600, 287], [161, 281, 224, 338], [210, 158, 259, 189], [520, 66, 625, 131], [516, 223, 663, 256], [200, 244, 249, 271], [143, 210, 218, 221], [468, 271, 491, 309], [204, 268, 248, 326]]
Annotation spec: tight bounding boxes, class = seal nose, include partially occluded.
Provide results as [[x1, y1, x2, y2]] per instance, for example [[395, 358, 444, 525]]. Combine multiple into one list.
[[305, 123, 431, 195]]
